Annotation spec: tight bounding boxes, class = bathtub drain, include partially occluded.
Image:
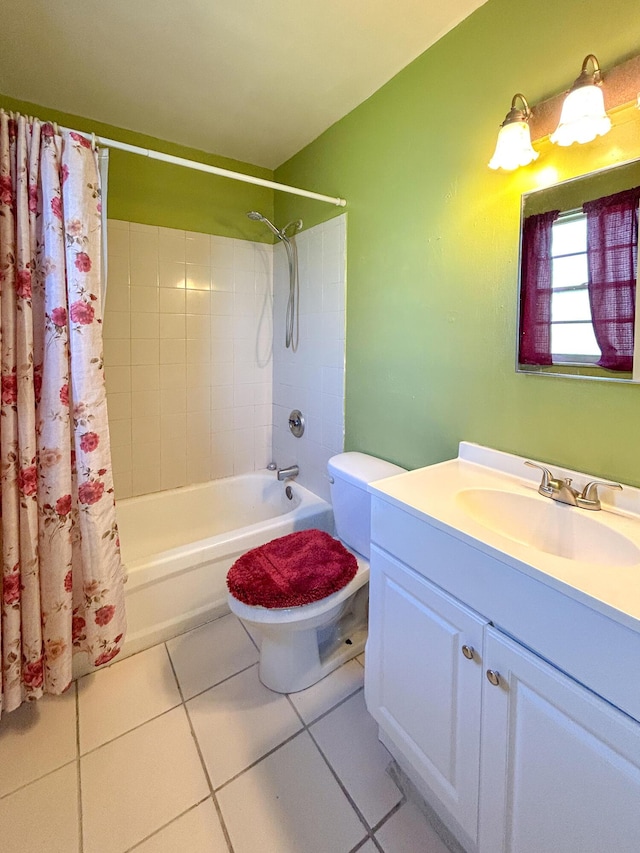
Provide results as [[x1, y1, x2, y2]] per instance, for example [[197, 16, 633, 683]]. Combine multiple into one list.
[[285, 485, 294, 500]]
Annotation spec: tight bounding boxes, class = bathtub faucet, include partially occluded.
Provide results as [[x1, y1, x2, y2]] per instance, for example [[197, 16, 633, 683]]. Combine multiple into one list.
[[277, 464, 299, 481]]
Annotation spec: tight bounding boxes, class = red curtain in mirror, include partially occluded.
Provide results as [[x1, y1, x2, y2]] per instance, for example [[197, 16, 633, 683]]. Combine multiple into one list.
[[519, 210, 560, 365], [583, 187, 640, 372]]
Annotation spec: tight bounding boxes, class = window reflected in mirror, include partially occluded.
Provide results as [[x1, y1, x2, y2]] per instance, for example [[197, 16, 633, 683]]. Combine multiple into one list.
[[550, 211, 600, 362]]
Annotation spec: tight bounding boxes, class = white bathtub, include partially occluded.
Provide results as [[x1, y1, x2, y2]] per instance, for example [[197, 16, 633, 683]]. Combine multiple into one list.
[[116, 472, 334, 657]]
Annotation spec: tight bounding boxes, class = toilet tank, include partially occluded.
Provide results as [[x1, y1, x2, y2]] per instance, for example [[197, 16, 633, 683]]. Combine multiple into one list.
[[328, 452, 406, 559]]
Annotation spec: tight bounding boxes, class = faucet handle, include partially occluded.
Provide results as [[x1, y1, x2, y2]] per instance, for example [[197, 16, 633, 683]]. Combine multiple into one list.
[[524, 461, 555, 495], [578, 480, 623, 510]]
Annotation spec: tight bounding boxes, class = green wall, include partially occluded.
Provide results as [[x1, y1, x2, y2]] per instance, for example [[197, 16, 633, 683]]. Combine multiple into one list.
[[275, 0, 640, 486], [0, 93, 275, 242]]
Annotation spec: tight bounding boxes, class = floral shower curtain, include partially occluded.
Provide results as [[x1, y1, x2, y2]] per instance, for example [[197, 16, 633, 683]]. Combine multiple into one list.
[[0, 111, 126, 717]]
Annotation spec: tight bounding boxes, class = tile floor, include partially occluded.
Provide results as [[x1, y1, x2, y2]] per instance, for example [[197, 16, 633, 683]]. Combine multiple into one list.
[[0, 613, 453, 853]]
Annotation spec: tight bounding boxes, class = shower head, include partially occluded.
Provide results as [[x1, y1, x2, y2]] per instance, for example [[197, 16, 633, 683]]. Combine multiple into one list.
[[246, 210, 285, 241]]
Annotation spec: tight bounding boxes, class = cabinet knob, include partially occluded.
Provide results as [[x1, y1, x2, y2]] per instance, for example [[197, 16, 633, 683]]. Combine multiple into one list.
[[486, 669, 501, 687], [461, 644, 475, 660]]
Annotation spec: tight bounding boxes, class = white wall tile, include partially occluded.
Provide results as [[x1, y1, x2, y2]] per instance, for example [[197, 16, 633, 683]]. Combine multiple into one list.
[[106, 214, 345, 499], [131, 312, 159, 339], [131, 339, 160, 366], [271, 215, 346, 496], [211, 266, 234, 291], [130, 286, 159, 313], [159, 260, 186, 289], [186, 231, 211, 266], [186, 264, 210, 291], [159, 226, 186, 262], [159, 288, 185, 314], [210, 237, 235, 269], [106, 221, 275, 498]]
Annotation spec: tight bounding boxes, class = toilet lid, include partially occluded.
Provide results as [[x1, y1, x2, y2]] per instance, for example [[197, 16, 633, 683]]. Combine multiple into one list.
[[227, 529, 358, 609]]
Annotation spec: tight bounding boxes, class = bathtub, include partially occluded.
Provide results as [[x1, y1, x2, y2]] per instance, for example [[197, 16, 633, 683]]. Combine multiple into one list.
[[116, 472, 334, 657]]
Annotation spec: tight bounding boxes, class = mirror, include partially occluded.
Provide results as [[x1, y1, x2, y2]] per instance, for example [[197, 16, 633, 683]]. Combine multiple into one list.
[[517, 157, 640, 382]]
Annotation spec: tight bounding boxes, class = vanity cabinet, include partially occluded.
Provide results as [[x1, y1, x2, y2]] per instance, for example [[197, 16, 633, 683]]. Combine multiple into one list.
[[366, 497, 640, 853]]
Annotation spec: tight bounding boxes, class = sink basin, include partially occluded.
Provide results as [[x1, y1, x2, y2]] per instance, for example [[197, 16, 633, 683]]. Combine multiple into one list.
[[455, 488, 640, 567]]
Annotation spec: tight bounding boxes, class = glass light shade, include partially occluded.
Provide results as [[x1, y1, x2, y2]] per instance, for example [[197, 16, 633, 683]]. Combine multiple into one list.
[[550, 85, 611, 146], [488, 121, 539, 171]]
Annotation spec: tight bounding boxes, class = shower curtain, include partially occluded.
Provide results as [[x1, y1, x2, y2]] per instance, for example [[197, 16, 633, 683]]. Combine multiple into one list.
[[0, 111, 126, 716]]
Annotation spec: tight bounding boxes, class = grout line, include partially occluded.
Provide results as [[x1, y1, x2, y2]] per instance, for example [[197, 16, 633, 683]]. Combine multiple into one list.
[[179, 660, 260, 705], [349, 835, 385, 853], [2, 622, 387, 851], [370, 797, 405, 834], [282, 686, 380, 848], [237, 615, 260, 652], [79, 700, 182, 759], [166, 642, 236, 853], [293, 684, 405, 852], [123, 795, 211, 852], [212, 727, 306, 793], [78, 655, 258, 761], [75, 682, 84, 853], [0, 756, 79, 803], [293, 680, 365, 728], [211, 671, 365, 793], [303, 716, 378, 848]]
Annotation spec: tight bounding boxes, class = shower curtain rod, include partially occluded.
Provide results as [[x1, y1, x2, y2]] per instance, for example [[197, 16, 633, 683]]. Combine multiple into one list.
[[60, 126, 347, 207]]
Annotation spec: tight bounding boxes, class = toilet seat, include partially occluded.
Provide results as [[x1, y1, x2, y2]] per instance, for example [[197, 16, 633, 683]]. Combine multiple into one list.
[[228, 555, 369, 625], [227, 528, 358, 609]]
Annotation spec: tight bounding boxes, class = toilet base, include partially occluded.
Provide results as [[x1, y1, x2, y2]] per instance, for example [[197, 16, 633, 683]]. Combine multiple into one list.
[[254, 586, 368, 693]]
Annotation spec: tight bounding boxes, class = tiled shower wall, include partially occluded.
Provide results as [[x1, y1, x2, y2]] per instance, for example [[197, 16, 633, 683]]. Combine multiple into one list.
[[104, 221, 273, 498], [272, 215, 346, 501]]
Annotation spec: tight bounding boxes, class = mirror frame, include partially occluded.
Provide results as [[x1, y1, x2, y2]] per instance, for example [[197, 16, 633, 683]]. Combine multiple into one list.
[[516, 155, 640, 383]]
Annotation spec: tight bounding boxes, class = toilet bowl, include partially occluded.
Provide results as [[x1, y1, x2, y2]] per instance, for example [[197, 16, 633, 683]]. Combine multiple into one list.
[[227, 452, 406, 693]]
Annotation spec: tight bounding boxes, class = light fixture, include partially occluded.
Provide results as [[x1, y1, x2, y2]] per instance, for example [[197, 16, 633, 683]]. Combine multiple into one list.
[[488, 94, 539, 171], [550, 54, 612, 146]]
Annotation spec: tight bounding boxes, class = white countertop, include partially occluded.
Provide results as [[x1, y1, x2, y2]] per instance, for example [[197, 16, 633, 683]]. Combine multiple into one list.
[[369, 442, 640, 634]]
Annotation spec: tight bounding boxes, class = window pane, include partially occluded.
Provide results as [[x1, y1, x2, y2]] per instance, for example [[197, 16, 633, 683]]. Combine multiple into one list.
[[551, 322, 601, 357], [552, 216, 587, 256], [551, 288, 592, 322], [552, 253, 588, 289]]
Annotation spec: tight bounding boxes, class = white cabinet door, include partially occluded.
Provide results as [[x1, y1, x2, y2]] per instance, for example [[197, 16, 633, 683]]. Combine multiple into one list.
[[366, 546, 487, 843], [479, 626, 640, 853]]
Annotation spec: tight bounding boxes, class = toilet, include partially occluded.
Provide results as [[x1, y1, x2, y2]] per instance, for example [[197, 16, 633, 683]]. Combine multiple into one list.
[[227, 452, 406, 693]]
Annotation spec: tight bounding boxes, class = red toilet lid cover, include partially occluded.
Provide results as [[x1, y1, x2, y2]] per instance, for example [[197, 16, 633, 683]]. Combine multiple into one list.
[[227, 528, 358, 609]]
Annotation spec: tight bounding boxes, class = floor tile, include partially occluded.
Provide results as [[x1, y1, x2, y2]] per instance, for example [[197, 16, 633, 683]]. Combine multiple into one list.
[[187, 665, 302, 788], [167, 614, 259, 700], [238, 618, 261, 649], [217, 731, 366, 853], [0, 688, 77, 798], [78, 644, 182, 753], [376, 801, 452, 853], [0, 762, 79, 852], [288, 660, 364, 724], [311, 690, 402, 827], [356, 653, 365, 668], [82, 706, 209, 853], [356, 841, 379, 853], [131, 799, 228, 852]]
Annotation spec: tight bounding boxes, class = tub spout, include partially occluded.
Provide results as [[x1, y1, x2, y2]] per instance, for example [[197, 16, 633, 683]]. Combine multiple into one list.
[[277, 464, 299, 481]]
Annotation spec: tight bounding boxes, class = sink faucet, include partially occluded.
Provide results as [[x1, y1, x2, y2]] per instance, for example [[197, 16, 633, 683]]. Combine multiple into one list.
[[524, 461, 622, 510], [277, 464, 299, 481]]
